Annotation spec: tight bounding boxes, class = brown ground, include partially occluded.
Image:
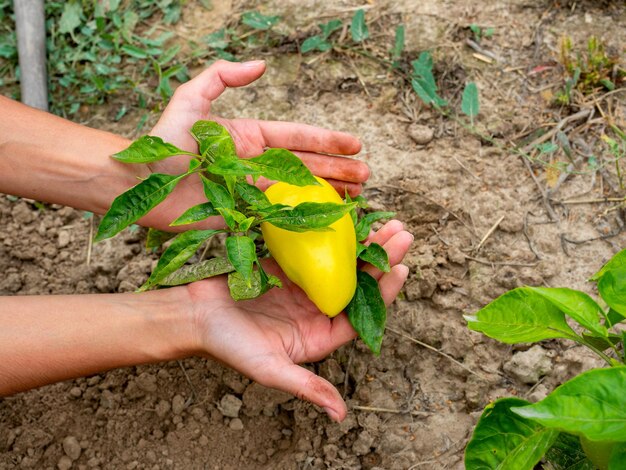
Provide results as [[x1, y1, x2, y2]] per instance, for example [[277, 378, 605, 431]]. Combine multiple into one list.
[[1, 1, 625, 469]]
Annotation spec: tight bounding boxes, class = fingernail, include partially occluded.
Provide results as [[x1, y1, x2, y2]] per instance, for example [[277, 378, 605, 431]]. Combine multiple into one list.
[[242, 60, 265, 67]]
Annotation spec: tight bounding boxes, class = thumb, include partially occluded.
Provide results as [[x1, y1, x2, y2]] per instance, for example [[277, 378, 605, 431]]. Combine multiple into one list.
[[260, 362, 348, 422], [176, 59, 266, 103]]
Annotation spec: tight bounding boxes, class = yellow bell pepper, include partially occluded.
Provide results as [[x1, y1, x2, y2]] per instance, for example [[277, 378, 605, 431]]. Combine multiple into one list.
[[261, 176, 357, 317]]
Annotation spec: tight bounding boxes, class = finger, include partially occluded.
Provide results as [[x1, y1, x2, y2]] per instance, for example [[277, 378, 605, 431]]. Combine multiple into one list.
[[255, 120, 362, 155], [325, 179, 363, 198], [295, 151, 370, 184], [175, 59, 267, 103], [261, 362, 347, 422], [365, 219, 405, 247], [362, 230, 414, 280], [379, 264, 410, 305], [329, 313, 357, 350]]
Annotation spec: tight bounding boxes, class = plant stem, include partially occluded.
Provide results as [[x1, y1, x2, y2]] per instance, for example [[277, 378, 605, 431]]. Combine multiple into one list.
[[571, 335, 616, 366]]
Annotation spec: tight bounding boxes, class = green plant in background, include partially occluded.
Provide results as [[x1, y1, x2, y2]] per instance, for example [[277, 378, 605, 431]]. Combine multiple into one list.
[[96, 120, 393, 354], [556, 35, 625, 105], [464, 249, 626, 469], [469, 24, 494, 43]]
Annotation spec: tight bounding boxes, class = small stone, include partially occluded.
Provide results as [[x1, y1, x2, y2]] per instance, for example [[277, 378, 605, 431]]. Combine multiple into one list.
[[63, 436, 82, 460], [408, 124, 434, 145], [57, 455, 73, 470], [155, 400, 171, 418], [352, 430, 374, 456], [172, 394, 186, 415], [58, 231, 71, 248], [198, 435, 209, 446], [69, 387, 82, 398], [229, 418, 244, 431], [136, 373, 157, 393], [218, 394, 242, 418], [503, 345, 553, 384]]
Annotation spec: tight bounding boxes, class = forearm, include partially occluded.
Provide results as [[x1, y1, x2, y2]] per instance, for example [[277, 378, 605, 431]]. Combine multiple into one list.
[[0, 287, 198, 395], [0, 96, 145, 214]]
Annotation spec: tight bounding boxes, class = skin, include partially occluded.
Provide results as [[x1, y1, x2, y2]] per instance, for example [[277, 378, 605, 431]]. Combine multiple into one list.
[[0, 60, 412, 421]]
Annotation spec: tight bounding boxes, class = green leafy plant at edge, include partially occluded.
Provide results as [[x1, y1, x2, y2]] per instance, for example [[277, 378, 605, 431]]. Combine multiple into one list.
[[464, 249, 626, 469], [95, 120, 393, 354]]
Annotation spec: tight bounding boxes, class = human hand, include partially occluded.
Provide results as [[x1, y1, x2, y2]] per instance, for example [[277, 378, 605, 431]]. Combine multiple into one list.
[[141, 60, 369, 230], [185, 220, 412, 422]]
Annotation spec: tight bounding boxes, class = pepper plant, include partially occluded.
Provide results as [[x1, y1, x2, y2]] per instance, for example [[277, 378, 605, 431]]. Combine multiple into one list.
[[464, 249, 626, 469], [95, 120, 393, 353]]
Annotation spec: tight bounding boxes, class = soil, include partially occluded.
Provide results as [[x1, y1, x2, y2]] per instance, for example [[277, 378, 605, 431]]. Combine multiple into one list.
[[1, 1, 625, 469]]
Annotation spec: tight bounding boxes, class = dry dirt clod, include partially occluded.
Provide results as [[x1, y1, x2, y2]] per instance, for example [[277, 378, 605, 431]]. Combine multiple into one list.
[[352, 430, 375, 456], [171, 394, 186, 415], [503, 345, 553, 384], [62, 436, 81, 461], [229, 418, 244, 431], [219, 394, 242, 418], [57, 455, 73, 470], [135, 372, 157, 393], [407, 124, 434, 145]]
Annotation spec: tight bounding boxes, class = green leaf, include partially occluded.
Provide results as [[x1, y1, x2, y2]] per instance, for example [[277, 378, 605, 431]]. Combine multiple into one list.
[[158, 257, 235, 286], [411, 52, 447, 107], [301, 36, 331, 53], [527, 287, 607, 337], [140, 230, 220, 290], [218, 208, 248, 231], [465, 397, 560, 470], [203, 29, 230, 49], [591, 249, 626, 281], [145, 228, 177, 251], [544, 433, 595, 470], [320, 19, 343, 39], [227, 269, 280, 301], [461, 82, 480, 118], [356, 243, 367, 257], [391, 24, 405, 60], [225, 236, 257, 286], [96, 173, 186, 241], [248, 149, 319, 186], [464, 287, 578, 343], [264, 202, 356, 232], [609, 443, 626, 469], [170, 202, 218, 226], [121, 44, 151, 59], [358, 243, 390, 272], [235, 182, 271, 209], [351, 9, 369, 42], [241, 11, 280, 30], [355, 211, 396, 241], [113, 136, 196, 163], [190, 121, 237, 160], [597, 266, 626, 317], [512, 367, 626, 442], [347, 271, 386, 354], [59, 2, 83, 35], [606, 308, 626, 328], [201, 175, 235, 210], [581, 332, 623, 353], [207, 156, 259, 177]]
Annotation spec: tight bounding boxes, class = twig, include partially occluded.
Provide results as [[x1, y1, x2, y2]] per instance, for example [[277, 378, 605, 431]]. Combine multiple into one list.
[[381, 185, 478, 237], [464, 38, 502, 62], [474, 215, 505, 252], [86, 217, 93, 266], [521, 108, 593, 153], [177, 360, 198, 403], [554, 197, 626, 205], [351, 405, 430, 417], [519, 154, 559, 221], [465, 255, 539, 268], [452, 155, 482, 180], [347, 57, 371, 97], [386, 327, 490, 381], [523, 212, 542, 260]]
